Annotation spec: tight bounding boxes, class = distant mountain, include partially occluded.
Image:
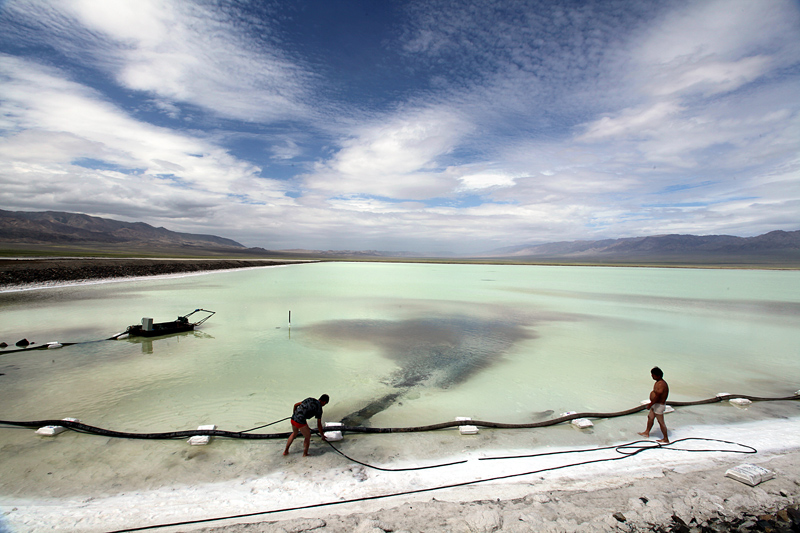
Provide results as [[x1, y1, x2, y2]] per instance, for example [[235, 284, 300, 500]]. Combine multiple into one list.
[[481, 230, 800, 262], [0, 209, 245, 250], [2, 209, 798, 265]]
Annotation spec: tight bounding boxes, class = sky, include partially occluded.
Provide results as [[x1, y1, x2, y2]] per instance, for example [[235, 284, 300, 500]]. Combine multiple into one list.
[[0, 0, 798, 254]]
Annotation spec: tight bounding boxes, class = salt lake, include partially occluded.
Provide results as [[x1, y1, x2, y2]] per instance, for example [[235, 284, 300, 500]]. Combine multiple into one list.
[[1, 262, 798, 507]]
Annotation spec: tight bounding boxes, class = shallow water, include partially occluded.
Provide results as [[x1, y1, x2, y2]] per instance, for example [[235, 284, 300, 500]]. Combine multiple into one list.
[[0, 262, 798, 499]]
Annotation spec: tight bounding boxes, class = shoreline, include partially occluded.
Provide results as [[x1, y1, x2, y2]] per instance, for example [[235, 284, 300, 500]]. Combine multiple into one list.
[[0, 258, 317, 291], [0, 256, 796, 293], [1, 417, 799, 532]]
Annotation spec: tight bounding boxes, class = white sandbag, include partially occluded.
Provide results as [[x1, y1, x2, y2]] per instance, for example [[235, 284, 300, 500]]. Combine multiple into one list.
[[729, 398, 752, 407], [455, 417, 478, 434], [324, 430, 343, 441], [558, 411, 592, 428], [725, 464, 775, 486], [36, 425, 67, 436], [36, 418, 80, 436], [324, 422, 344, 440], [188, 424, 216, 445], [571, 418, 593, 429]]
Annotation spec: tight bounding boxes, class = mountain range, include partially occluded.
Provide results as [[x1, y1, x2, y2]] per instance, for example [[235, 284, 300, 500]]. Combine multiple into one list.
[[1, 209, 798, 264], [483, 231, 800, 258], [0, 209, 247, 252]]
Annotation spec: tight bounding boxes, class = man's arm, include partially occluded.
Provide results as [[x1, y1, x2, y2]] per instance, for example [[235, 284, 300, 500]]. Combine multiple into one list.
[[653, 381, 668, 405], [317, 418, 326, 440]]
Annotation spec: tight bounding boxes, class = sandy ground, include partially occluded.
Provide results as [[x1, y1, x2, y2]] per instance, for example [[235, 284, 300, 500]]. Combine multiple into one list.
[[194, 451, 800, 533], [1, 417, 798, 533]]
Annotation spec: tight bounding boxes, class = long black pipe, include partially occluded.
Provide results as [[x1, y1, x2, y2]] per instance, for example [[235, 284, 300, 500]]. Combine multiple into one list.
[[1, 393, 797, 440]]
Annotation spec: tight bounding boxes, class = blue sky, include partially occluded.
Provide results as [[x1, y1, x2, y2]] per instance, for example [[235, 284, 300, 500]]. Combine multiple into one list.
[[0, 0, 798, 253]]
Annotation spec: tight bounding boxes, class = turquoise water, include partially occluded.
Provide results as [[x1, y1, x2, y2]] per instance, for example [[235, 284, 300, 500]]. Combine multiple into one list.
[[1, 262, 799, 498]]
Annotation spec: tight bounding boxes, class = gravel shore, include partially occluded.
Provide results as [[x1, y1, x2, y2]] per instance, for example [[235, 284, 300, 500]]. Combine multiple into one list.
[[0, 257, 310, 289]]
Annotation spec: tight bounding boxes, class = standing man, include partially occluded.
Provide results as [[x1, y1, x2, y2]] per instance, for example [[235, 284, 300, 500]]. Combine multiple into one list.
[[283, 394, 329, 457], [638, 367, 669, 443]]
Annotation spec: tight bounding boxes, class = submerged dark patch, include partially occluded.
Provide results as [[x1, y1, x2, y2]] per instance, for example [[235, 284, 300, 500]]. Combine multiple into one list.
[[304, 315, 536, 425]]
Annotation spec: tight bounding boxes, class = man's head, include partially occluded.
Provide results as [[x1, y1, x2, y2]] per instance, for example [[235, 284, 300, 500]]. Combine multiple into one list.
[[319, 394, 330, 406], [651, 366, 663, 380]]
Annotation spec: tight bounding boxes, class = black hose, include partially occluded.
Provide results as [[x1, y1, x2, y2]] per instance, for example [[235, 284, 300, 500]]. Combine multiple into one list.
[[324, 439, 468, 471], [1, 393, 797, 440], [0, 342, 79, 355], [239, 417, 290, 433]]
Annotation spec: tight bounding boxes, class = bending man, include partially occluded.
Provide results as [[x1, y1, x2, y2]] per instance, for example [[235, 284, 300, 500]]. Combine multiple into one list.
[[283, 394, 329, 457], [638, 366, 669, 443]]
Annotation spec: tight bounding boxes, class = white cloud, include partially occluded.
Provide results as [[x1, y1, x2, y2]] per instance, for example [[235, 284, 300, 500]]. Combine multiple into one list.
[[305, 107, 471, 199], [456, 170, 517, 191], [271, 140, 302, 161], [578, 102, 682, 142], [4, 0, 314, 122], [632, 0, 800, 97], [1, 1, 798, 253], [0, 55, 292, 214], [636, 0, 799, 66]]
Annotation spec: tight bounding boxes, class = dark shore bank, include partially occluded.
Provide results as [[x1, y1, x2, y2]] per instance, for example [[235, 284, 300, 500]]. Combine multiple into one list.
[[0, 257, 313, 289]]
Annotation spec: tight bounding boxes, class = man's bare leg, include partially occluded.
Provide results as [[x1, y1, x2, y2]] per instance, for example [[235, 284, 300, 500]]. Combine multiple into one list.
[[638, 410, 655, 437], [299, 425, 311, 456], [283, 427, 299, 455], [655, 414, 669, 443]]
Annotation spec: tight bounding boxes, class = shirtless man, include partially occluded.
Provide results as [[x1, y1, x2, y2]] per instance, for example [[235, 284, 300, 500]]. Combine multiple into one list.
[[283, 394, 329, 457], [638, 366, 669, 443]]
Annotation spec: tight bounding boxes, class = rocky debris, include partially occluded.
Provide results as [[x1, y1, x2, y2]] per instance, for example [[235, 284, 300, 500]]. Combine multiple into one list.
[[645, 502, 800, 532], [191, 499, 799, 533]]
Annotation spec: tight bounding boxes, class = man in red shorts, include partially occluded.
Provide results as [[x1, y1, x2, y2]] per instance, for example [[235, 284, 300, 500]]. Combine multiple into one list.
[[283, 394, 329, 457]]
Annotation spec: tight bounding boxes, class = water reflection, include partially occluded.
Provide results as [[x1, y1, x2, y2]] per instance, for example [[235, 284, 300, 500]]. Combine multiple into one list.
[[122, 330, 214, 354]]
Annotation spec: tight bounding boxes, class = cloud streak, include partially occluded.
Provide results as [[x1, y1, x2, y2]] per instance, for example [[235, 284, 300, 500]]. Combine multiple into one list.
[[0, 0, 798, 253]]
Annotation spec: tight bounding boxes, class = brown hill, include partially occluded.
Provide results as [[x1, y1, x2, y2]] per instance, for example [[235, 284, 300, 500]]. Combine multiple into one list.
[[0, 209, 245, 250]]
